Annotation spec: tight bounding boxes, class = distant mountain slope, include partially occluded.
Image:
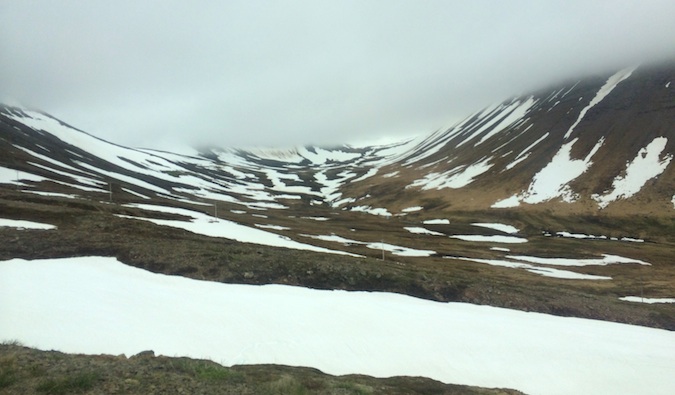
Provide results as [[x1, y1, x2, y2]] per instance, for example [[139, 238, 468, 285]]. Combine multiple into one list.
[[2, 62, 674, 219]]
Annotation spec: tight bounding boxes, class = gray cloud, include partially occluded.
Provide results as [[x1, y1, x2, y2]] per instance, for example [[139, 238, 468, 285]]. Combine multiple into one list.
[[2, 0, 675, 150]]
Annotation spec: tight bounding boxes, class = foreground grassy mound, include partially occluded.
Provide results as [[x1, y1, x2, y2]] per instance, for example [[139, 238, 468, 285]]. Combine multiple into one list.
[[0, 343, 524, 395]]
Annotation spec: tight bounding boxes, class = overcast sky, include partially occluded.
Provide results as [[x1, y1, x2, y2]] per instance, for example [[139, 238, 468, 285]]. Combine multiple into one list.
[[2, 1, 675, 150]]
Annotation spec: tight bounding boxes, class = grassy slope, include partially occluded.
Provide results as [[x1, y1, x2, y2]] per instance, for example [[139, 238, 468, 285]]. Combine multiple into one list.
[[0, 343, 524, 395]]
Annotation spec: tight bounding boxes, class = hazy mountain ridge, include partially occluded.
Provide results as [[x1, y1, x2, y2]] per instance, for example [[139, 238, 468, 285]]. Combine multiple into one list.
[[5, 62, 674, 218]]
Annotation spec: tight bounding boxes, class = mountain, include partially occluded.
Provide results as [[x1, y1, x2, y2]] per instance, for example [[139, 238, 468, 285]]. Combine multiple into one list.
[[2, 63, 674, 219], [2, 60, 675, 395]]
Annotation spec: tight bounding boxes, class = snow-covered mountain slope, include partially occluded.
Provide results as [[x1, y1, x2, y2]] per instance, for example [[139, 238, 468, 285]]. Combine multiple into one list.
[[2, 62, 674, 219]]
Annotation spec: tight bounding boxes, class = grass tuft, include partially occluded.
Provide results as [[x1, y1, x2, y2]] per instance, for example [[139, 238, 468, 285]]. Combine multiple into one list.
[[0, 354, 18, 389], [171, 359, 243, 383], [36, 371, 100, 394], [334, 381, 374, 394], [266, 374, 308, 395]]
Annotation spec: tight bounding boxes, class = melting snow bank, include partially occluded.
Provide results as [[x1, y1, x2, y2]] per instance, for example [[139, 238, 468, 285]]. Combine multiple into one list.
[[0, 218, 56, 230], [545, 231, 644, 242], [446, 256, 612, 280], [620, 296, 675, 304], [118, 204, 356, 257], [447, 253, 650, 280], [1, 257, 674, 395], [301, 234, 435, 257], [592, 136, 672, 208]]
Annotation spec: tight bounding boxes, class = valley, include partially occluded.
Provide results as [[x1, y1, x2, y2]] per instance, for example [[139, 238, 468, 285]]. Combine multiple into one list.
[[1, 62, 675, 394]]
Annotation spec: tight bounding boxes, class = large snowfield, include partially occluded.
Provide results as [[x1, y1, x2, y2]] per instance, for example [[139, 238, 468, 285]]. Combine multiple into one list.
[[1, 257, 674, 395]]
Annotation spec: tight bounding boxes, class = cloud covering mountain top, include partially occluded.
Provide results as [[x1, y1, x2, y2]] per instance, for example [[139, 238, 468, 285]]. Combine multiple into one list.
[[2, 0, 675, 150]]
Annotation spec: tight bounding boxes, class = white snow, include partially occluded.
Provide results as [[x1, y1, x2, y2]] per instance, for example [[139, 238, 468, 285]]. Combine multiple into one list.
[[119, 204, 355, 256], [550, 231, 644, 242], [446, 256, 612, 280], [505, 132, 549, 171], [3, 257, 674, 395], [350, 167, 378, 183], [491, 194, 520, 208], [422, 219, 449, 225], [455, 102, 518, 148], [593, 137, 673, 208], [563, 67, 635, 139], [254, 224, 290, 231], [521, 137, 604, 204], [0, 165, 47, 185], [474, 97, 536, 146], [409, 157, 493, 190], [301, 234, 435, 257], [22, 191, 79, 199], [404, 227, 445, 236], [401, 206, 423, 213], [350, 205, 392, 217], [301, 216, 330, 221], [450, 235, 527, 243], [508, 254, 649, 267], [0, 219, 56, 230], [620, 296, 675, 304], [471, 223, 519, 234], [122, 188, 150, 200]]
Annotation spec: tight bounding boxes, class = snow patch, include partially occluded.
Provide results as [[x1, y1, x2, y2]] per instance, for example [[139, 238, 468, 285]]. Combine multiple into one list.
[[620, 296, 675, 304], [508, 254, 650, 267], [471, 223, 519, 234], [404, 227, 445, 236], [445, 256, 612, 280], [350, 206, 392, 217], [521, 137, 604, 204], [563, 67, 635, 139], [450, 235, 528, 243], [491, 195, 520, 208], [5, 257, 675, 394], [0, 219, 56, 230], [409, 158, 493, 190], [301, 234, 435, 257], [423, 219, 449, 225], [119, 204, 354, 256], [592, 137, 672, 208]]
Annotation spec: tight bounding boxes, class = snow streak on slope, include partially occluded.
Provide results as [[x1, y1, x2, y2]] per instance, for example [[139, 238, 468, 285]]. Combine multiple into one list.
[[474, 97, 536, 146], [0, 219, 56, 230], [2, 257, 674, 395], [512, 137, 605, 204], [409, 158, 493, 190], [593, 137, 672, 208], [563, 67, 635, 139], [118, 204, 357, 256]]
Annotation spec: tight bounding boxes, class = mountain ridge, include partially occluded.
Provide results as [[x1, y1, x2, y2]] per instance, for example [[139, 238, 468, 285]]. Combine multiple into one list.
[[2, 61, 674, 218]]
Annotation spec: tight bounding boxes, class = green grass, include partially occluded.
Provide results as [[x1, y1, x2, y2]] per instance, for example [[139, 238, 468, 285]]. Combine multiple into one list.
[[333, 381, 374, 394], [266, 374, 309, 395], [171, 359, 243, 383], [36, 371, 100, 394], [0, 354, 18, 389]]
